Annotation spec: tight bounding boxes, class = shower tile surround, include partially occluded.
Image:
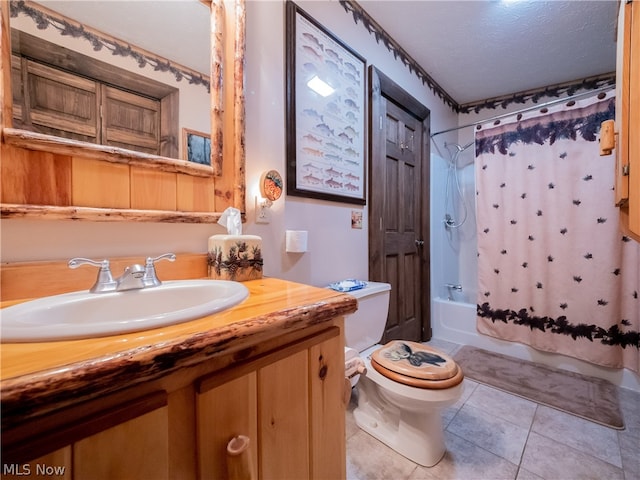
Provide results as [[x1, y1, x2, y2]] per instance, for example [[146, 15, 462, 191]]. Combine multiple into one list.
[[346, 339, 639, 480]]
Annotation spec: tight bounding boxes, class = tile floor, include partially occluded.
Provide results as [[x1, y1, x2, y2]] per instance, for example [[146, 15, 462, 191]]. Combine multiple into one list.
[[345, 339, 640, 480]]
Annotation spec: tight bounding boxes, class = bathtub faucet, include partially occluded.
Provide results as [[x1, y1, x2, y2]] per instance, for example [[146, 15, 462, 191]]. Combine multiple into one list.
[[445, 283, 462, 301]]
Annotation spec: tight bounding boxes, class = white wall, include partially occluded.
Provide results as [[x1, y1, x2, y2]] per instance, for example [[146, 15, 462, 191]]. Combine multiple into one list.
[[1, 0, 458, 289], [429, 150, 478, 302]]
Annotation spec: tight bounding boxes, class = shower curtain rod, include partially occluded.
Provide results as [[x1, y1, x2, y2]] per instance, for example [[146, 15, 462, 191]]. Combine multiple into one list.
[[430, 85, 615, 138]]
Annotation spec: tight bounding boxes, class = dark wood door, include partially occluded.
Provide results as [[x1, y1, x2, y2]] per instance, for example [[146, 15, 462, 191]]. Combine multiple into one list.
[[369, 67, 430, 342]]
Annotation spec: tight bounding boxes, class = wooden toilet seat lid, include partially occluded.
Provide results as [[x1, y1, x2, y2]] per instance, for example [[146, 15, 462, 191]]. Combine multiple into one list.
[[371, 359, 464, 389], [371, 340, 462, 388]]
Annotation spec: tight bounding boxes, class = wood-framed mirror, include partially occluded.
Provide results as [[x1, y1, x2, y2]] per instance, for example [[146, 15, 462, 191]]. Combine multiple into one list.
[[0, 0, 246, 223]]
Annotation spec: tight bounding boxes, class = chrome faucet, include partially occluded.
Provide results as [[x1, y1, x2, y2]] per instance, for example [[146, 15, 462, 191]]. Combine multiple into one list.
[[115, 264, 146, 291], [68, 258, 117, 293], [445, 283, 462, 301], [69, 253, 176, 293], [142, 253, 176, 287]]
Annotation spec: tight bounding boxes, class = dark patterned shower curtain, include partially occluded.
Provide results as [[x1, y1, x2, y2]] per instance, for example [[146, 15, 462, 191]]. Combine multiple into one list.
[[475, 94, 640, 372]]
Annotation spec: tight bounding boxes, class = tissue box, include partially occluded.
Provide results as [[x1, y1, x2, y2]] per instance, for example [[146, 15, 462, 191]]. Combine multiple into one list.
[[207, 235, 263, 281]]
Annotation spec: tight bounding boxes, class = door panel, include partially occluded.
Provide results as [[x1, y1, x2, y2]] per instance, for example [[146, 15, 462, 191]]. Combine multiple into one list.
[[384, 254, 400, 332], [382, 100, 422, 341], [258, 349, 309, 479], [369, 67, 431, 342], [384, 157, 399, 229], [26, 60, 98, 141], [102, 86, 160, 154]]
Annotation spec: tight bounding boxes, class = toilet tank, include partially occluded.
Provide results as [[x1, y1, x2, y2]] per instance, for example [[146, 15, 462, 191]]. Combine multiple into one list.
[[343, 281, 391, 352]]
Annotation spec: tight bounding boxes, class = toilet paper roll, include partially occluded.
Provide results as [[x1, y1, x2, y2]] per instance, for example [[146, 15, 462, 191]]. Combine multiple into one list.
[[345, 357, 366, 380], [286, 230, 308, 253], [344, 347, 359, 361], [345, 347, 365, 388]]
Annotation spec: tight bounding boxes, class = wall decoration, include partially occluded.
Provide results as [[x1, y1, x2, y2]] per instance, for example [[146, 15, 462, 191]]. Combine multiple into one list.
[[286, 1, 366, 205], [351, 210, 363, 229], [338, 0, 457, 112], [260, 170, 283, 202], [182, 128, 211, 165], [459, 73, 616, 115]]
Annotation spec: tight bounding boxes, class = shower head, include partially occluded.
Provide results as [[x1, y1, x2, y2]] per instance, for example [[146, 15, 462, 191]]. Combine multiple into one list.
[[444, 141, 474, 155], [444, 140, 475, 168]]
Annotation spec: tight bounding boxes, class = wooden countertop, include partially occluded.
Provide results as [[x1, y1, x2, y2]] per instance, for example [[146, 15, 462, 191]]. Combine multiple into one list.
[[0, 278, 357, 429]]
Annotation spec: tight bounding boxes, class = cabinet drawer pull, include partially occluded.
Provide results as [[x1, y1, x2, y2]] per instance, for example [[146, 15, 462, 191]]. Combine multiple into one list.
[[226, 435, 254, 480]]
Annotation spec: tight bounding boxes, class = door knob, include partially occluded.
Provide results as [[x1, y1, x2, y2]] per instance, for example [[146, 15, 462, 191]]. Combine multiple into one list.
[[415, 239, 425, 247]]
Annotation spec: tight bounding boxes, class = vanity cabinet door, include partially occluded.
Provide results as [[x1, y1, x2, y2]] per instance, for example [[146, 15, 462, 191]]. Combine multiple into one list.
[[73, 404, 170, 479], [195, 326, 345, 480], [258, 349, 310, 479], [258, 332, 345, 479], [196, 353, 309, 480], [308, 332, 346, 479], [1, 391, 170, 479], [197, 372, 258, 479]]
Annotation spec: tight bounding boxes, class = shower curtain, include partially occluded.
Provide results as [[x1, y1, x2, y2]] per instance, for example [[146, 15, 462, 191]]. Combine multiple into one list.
[[475, 93, 640, 372]]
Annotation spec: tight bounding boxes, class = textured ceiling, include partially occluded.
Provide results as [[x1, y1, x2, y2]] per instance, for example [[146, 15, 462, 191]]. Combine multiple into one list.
[[357, 0, 619, 104], [32, 1, 618, 106]]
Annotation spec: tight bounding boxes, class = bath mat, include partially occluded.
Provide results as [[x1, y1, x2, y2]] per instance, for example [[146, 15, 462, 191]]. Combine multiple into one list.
[[453, 346, 624, 429]]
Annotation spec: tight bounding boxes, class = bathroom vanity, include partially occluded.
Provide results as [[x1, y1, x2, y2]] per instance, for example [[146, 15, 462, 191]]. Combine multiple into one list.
[[0, 276, 356, 479]]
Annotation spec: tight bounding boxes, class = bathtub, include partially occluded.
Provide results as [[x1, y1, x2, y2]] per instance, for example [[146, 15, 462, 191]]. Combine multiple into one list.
[[431, 297, 640, 392], [432, 297, 477, 346]]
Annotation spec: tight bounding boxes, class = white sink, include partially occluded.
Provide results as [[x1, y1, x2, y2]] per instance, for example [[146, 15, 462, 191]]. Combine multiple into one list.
[[1, 280, 249, 343]]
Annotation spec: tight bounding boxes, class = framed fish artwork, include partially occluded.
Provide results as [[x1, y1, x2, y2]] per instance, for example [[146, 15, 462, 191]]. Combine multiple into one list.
[[285, 1, 366, 205]]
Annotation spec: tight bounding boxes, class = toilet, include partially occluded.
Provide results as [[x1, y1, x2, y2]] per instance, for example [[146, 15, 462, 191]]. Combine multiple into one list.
[[341, 281, 464, 467]]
